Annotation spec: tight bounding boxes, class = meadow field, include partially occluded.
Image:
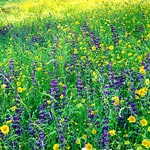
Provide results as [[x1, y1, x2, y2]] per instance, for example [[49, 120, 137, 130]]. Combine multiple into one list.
[[0, 0, 150, 149]]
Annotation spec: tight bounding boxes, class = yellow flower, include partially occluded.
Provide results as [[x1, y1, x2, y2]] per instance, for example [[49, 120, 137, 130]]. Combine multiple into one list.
[[147, 24, 150, 28], [124, 141, 130, 145], [82, 99, 86, 103], [53, 144, 59, 150], [66, 146, 70, 149], [6, 120, 13, 124], [0, 125, 9, 135], [148, 126, 150, 132], [142, 139, 150, 148], [135, 95, 139, 100], [109, 130, 116, 136], [1, 84, 6, 89], [85, 143, 92, 150], [91, 129, 96, 135], [47, 100, 51, 105], [142, 87, 147, 93], [17, 87, 23, 93], [60, 94, 64, 99], [92, 46, 96, 51], [74, 48, 78, 54], [75, 139, 80, 144], [11, 106, 17, 111], [139, 66, 146, 75], [140, 119, 147, 126], [128, 53, 132, 56], [136, 87, 147, 97], [3, 146, 7, 149], [145, 79, 150, 85], [77, 103, 83, 108], [17, 82, 21, 86], [109, 45, 114, 50], [35, 67, 42, 71], [120, 99, 124, 103], [82, 134, 87, 139], [58, 56, 63, 60], [112, 96, 119, 101], [75, 21, 80, 25], [137, 146, 142, 150], [127, 116, 136, 123], [140, 69, 146, 74], [91, 111, 95, 115], [35, 56, 38, 60], [114, 100, 119, 106]]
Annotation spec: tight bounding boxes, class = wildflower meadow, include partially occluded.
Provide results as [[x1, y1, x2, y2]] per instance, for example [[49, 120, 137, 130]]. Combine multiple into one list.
[[0, 0, 150, 149]]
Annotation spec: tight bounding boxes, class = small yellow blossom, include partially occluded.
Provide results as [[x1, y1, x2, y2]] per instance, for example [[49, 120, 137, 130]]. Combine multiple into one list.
[[145, 79, 150, 85], [60, 94, 64, 99], [124, 141, 130, 145], [82, 99, 86, 103], [47, 100, 51, 105], [58, 56, 63, 60], [82, 134, 87, 139], [35, 56, 38, 60], [53, 144, 59, 150], [11, 106, 17, 111], [17, 82, 21, 86], [91, 129, 97, 135], [0, 125, 9, 135], [127, 116, 136, 123], [142, 139, 150, 148], [114, 100, 119, 106], [6, 120, 13, 124], [1, 84, 6, 89], [148, 126, 150, 132], [66, 146, 70, 149], [135, 95, 139, 100], [85, 143, 92, 150], [140, 119, 147, 126], [75, 21, 80, 24], [92, 46, 96, 51], [109, 45, 114, 50], [77, 103, 83, 108], [112, 96, 119, 101], [91, 111, 95, 115], [90, 103, 95, 107], [139, 66, 146, 75], [17, 87, 23, 93], [120, 99, 124, 103], [75, 139, 80, 144], [109, 130, 116, 136], [35, 67, 42, 71], [137, 146, 142, 150]]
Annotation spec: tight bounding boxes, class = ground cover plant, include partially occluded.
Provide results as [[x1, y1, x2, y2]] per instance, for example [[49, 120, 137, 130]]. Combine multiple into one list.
[[0, 0, 150, 149]]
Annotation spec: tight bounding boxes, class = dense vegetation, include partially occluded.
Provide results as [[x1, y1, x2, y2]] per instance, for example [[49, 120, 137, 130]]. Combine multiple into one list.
[[0, 0, 150, 149]]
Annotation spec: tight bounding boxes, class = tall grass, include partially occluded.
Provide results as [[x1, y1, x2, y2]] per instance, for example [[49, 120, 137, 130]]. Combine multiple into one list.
[[0, 0, 150, 150]]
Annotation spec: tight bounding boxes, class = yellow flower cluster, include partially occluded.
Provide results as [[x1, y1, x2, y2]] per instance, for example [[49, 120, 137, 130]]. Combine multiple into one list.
[[112, 96, 120, 106], [135, 87, 147, 97], [139, 66, 146, 75]]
